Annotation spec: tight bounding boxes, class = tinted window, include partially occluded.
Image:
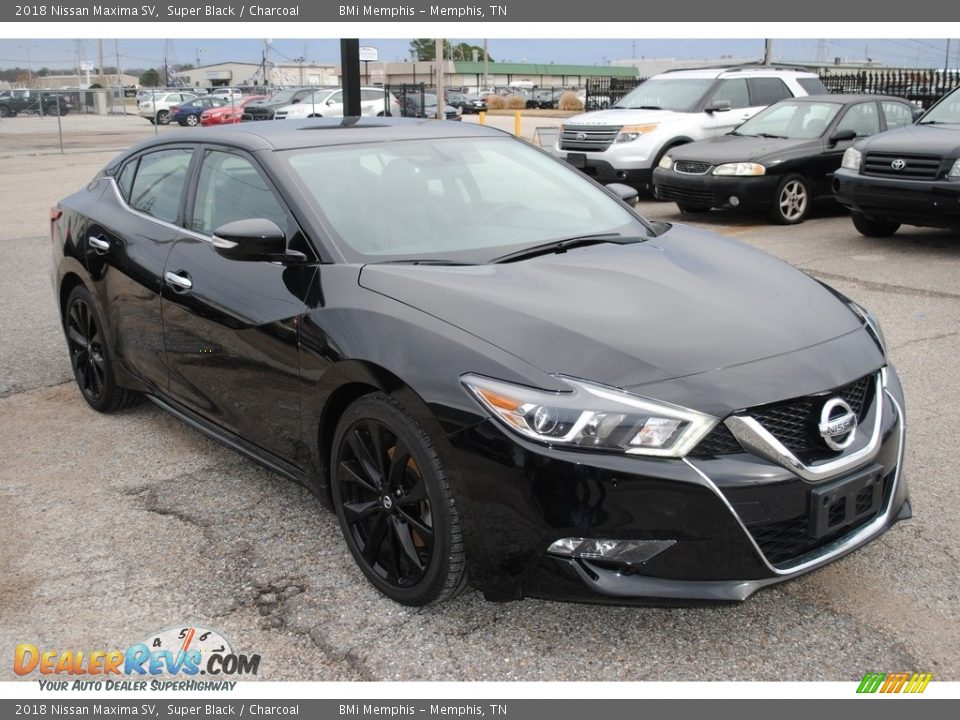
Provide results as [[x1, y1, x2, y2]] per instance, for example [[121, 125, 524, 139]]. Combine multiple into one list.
[[709, 79, 750, 109], [836, 102, 880, 137], [881, 101, 913, 129], [749, 78, 792, 106], [798, 78, 830, 95], [191, 151, 288, 236], [360, 89, 384, 101], [129, 149, 193, 224], [116, 159, 138, 201]]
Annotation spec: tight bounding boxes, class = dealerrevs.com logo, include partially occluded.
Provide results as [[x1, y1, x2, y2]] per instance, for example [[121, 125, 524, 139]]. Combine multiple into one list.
[[14, 626, 260, 691]]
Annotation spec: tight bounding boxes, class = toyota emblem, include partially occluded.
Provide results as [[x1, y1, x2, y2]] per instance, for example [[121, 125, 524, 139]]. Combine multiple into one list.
[[818, 398, 858, 451], [891, 158, 907, 171]]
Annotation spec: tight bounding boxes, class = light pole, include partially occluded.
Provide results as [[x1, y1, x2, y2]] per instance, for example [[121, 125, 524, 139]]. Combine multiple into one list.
[[18, 44, 39, 86]]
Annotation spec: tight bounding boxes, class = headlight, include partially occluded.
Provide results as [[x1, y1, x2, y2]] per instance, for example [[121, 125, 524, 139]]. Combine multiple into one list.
[[848, 301, 887, 353], [461, 374, 718, 457], [712, 162, 766, 176], [841, 147, 863, 172], [614, 124, 659, 143], [948, 158, 960, 178], [658, 154, 673, 170]]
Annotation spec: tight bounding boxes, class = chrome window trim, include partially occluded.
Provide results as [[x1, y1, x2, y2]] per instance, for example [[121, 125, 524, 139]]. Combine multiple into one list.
[[684, 373, 905, 577], [723, 372, 883, 483], [106, 166, 211, 243]]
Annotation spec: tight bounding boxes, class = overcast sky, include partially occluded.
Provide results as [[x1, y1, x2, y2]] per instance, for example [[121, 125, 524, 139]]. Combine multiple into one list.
[[0, 38, 956, 71]]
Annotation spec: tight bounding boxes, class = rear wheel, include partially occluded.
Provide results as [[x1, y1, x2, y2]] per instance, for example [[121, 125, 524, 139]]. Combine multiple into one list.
[[770, 174, 810, 225], [330, 393, 467, 606], [851, 212, 900, 238], [184, 113, 199, 126], [156, 110, 170, 125], [64, 286, 142, 412]]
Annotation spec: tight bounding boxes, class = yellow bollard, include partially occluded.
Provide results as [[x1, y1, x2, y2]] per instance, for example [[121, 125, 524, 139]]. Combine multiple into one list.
[[514, 111, 522, 137], [478, 111, 486, 125]]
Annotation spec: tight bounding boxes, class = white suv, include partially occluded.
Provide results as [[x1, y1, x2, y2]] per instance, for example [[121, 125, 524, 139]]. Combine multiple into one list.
[[273, 86, 401, 119], [556, 66, 828, 190]]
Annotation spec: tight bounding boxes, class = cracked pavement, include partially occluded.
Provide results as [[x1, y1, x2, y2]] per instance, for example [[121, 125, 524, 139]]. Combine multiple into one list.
[[0, 141, 958, 681]]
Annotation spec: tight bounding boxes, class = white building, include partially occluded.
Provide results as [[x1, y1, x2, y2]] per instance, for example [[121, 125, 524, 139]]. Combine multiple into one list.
[[175, 61, 338, 89]]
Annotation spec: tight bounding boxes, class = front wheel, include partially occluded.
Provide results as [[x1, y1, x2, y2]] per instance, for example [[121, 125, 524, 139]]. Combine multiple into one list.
[[64, 286, 142, 413], [770, 174, 811, 225], [184, 113, 199, 126], [330, 393, 467, 606], [851, 212, 900, 238]]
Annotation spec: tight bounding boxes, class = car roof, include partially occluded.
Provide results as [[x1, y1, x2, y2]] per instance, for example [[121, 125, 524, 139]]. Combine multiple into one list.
[[653, 66, 820, 80], [781, 93, 912, 104], [109, 117, 508, 162]]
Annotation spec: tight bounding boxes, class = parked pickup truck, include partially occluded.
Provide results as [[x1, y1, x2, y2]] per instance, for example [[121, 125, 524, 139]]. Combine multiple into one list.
[[0, 89, 72, 117]]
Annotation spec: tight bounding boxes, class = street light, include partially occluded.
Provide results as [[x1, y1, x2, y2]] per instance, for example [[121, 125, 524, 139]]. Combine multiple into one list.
[[18, 44, 39, 85]]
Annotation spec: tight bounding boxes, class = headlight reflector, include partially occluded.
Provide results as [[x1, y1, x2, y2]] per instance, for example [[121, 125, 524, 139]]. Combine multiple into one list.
[[947, 158, 960, 178], [841, 147, 863, 171], [462, 374, 718, 457], [712, 162, 766, 176], [614, 124, 659, 143], [658, 154, 674, 170]]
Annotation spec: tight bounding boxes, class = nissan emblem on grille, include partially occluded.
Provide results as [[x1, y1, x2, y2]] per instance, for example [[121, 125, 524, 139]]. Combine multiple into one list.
[[891, 158, 907, 170], [819, 398, 858, 450]]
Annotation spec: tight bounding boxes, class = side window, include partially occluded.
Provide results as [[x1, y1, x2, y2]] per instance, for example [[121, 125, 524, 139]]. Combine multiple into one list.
[[116, 158, 138, 202], [360, 89, 383, 101], [882, 101, 913, 130], [328, 91, 343, 106], [749, 78, 792, 106], [709, 79, 750, 109], [128, 148, 193, 224], [190, 151, 289, 237], [836, 102, 880, 137], [797, 78, 830, 95]]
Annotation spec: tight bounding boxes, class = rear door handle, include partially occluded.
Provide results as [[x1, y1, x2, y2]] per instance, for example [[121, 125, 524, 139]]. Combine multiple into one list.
[[164, 271, 193, 291], [88, 235, 110, 254]]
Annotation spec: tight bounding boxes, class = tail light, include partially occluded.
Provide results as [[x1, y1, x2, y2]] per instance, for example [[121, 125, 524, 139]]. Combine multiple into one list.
[[50, 207, 62, 243], [170, 106, 179, 114]]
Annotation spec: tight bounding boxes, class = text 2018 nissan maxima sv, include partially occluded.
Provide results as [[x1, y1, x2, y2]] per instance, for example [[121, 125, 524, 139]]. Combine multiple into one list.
[[51, 118, 909, 606]]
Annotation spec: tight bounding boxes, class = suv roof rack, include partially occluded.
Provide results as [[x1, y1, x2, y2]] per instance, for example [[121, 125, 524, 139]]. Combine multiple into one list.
[[661, 62, 810, 74]]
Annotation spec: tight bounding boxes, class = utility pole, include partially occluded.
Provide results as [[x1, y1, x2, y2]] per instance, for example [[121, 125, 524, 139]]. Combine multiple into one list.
[[436, 38, 445, 119], [115, 40, 122, 89], [483, 38, 489, 90], [98, 39, 105, 80], [946, 39, 952, 75], [763, 39, 773, 65]]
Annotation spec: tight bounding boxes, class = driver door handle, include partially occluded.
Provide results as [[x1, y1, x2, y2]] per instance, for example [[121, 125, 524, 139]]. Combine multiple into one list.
[[164, 271, 193, 291]]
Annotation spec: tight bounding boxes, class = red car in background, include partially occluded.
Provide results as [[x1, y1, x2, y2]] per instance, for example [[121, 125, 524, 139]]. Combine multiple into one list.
[[200, 95, 268, 126]]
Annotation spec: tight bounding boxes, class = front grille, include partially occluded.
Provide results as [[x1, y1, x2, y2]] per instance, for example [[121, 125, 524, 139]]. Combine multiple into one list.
[[243, 107, 275, 121], [745, 470, 891, 566], [560, 125, 620, 152], [674, 160, 712, 175], [863, 152, 942, 180], [690, 423, 743, 456], [655, 183, 715, 206], [749, 374, 874, 461]]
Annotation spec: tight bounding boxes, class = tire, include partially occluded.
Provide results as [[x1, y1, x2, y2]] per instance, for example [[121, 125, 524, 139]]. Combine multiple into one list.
[[156, 110, 170, 125], [184, 113, 199, 126], [0, 105, 9, 118], [677, 203, 711, 214], [63, 286, 142, 413], [330, 392, 467, 606], [770, 174, 811, 225], [851, 212, 900, 238]]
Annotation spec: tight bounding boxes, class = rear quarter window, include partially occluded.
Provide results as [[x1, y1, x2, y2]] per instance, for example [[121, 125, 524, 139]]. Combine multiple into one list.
[[797, 78, 830, 96], [749, 78, 792, 105], [128, 148, 193, 224]]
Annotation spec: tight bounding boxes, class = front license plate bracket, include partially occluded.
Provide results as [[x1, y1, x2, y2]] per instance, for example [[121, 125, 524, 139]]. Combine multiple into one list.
[[809, 464, 884, 538]]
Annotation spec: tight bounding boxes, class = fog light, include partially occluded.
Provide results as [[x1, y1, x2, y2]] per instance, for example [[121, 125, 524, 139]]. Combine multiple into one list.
[[547, 537, 676, 565], [729, 196, 740, 207]]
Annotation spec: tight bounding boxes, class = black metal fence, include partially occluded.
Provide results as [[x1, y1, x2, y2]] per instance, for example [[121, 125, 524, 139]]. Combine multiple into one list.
[[384, 83, 428, 118], [584, 77, 645, 111], [818, 69, 960, 109]]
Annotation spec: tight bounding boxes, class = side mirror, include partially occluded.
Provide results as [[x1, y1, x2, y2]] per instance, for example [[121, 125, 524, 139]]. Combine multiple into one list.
[[828, 128, 857, 144], [912, 106, 926, 121], [705, 100, 732, 114], [606, 182, 639, 206], [212, 218, 295, 262], [291, 98, 301, 104]]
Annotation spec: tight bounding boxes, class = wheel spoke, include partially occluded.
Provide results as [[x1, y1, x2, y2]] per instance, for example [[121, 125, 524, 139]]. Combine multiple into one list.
[[366, 420, 391, 477], [339, 460, 379, 495], [396, 507, 434, 542], [348, 428, 384, 489], [390, 516, 426, 580], [396, 475, 427, 507], [361, 515, 390, 564], [87, 357, 101, 396], [67, 325, 86, 347], [342, 499, 381, 525], [387, 438, 411, 489]]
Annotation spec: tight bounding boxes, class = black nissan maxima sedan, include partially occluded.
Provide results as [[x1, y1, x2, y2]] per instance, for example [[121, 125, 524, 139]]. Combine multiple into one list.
[[653, 95, 918, 224], [51, 118, 909, 606]]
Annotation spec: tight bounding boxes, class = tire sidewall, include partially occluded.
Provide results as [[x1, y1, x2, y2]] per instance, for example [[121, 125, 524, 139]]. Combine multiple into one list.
[[330, 394, 458, 606], [772, 174, 811, 225], [64, 285, 118, 412]]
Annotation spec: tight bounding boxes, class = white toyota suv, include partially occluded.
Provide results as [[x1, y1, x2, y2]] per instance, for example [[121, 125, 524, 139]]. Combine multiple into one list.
[[556, 66, 828, 190]]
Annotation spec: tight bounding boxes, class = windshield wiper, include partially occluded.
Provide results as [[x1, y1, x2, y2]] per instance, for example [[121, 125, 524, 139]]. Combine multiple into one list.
[[491, 233, 645, 264], [754, 132, 788, 139]]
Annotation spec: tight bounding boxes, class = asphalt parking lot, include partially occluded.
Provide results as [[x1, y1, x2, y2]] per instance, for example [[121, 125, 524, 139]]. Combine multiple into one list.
[[1, 117, 958, 682]]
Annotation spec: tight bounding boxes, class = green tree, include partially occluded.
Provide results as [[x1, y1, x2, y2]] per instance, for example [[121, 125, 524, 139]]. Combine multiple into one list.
[[139, 68, 161, 87], [409, 39, 493, 62]]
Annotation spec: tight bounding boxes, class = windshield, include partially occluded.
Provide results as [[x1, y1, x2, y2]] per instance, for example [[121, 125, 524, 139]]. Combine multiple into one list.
[[736, 101, 842, 139], [615, 78, 715, 111], [919, 88, 960, 124], [267, 89, 301, 104], [284, 136, 646, 264]]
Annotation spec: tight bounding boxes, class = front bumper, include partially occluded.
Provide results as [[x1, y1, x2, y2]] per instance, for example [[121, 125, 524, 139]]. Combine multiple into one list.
[[834, 168, 960, 228], [560, 156, 654, 186], [653, 168, 780, 210], [444, 367, 909, 604]]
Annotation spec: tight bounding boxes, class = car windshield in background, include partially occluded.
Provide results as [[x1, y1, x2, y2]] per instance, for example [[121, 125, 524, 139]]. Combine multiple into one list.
[[736, 101, 843, 139], [919, 91, 960, 124], [285, 136, 644, 263], [614, 78, 715, 111]]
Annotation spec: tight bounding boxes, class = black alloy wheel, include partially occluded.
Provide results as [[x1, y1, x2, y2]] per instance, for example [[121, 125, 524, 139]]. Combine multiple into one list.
[[64, 286, 141, 412], [331, 393, 466, 606]]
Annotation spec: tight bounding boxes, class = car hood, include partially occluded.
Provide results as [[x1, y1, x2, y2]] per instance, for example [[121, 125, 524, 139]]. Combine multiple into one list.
[[358, 225, 863, 391], [669, 134, 819, 164], [858, 123, 960, 154], [564, 108, 685, 126]]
